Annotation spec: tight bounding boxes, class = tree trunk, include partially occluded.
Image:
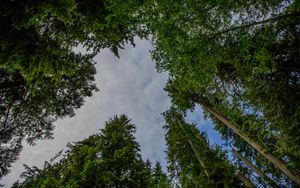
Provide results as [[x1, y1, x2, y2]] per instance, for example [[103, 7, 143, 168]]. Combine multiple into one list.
[[212, 11, 300, 37], [237, 173, 256, 188], [201, 103, 300, 186], [233, 149, 280, 188], [175, 117, 210, 178]]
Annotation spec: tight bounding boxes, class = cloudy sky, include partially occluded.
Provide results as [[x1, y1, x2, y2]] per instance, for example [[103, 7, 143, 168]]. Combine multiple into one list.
[[2, 38, 222, 187]]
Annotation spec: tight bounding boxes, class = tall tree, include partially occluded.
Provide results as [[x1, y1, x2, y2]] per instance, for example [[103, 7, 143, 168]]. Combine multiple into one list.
[[236, 173, 255, 188], [201, 102, 300, 185], [0, 0, 148, 179], [0, 54, 97, 179], [165, 79, 300, 187], [12, 115, 171, 188], [151, 162, 172, 188], [145, 0, 300, 186], [233, 149, 280, 188], [0, 0, 147, 84], [163, 107, 241, 187]]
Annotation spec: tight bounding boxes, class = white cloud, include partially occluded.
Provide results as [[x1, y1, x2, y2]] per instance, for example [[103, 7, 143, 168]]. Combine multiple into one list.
[[2, 39, 170, 187]]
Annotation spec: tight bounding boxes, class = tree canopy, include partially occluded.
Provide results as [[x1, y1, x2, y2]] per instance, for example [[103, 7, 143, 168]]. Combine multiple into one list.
[[1, 0, 300, 187], [163, 107, 242, 187], [0, 0, 147, 179], [144, 0, 300, 186], [12, 115, 171, 188]]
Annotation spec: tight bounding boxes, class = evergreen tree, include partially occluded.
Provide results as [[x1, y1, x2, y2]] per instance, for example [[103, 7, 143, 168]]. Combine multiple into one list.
[[0, 0, 147, 84], [163, 107, 241, 187], [147, 0, 300, 165], [150, 161, 172, 188], [146, 0, 300, 186], [0, 0, 148, 178], [233, 149, 280, 188], [12, 115, 171, 188], [0, 54, 97, 178]]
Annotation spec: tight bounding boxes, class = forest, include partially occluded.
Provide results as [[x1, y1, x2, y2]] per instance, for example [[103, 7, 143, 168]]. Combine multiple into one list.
[[1, 0, 300, 187]]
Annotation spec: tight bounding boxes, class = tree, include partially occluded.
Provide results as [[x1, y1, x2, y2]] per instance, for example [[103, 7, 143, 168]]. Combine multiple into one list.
[[236, 173, 255, 188], [164, 78, 300, 186], [233, 149, 280, 187], [145, 0, 300, 186], [163, 107, 242, 187], [147, 0, 300, 81], [0, 0, 148, 179], [147, 0, 300, 151], [201, 102, 300, 185], [206, 102, 295, 187], [150, 162, 172, 188], [0, 55, 97, 178], [12, 115, 171, 188], [0, 0, 147, 84]]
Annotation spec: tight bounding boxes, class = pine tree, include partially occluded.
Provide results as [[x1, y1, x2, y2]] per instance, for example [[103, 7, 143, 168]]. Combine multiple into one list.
[[233, 149, 280, 188], [151, 0, 300, 184], [163, 107, 241, 187], [12, 115, 171, 188], [0, 0, 148, 178]]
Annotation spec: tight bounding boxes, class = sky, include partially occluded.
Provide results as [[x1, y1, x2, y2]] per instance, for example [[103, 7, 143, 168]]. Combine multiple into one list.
[[1, 38, 222, 187], [186, 106, 223, 146]]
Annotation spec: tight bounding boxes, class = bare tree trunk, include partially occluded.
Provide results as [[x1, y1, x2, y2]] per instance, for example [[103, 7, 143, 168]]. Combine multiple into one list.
[[233, 149, 280, 188], [201, 103, 300, 186], [237, 173, 256, 188], [175, 117, 210, 178]]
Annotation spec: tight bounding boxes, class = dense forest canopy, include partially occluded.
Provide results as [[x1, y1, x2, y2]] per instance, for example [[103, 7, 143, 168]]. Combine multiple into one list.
[[1, 0, 300, 187]]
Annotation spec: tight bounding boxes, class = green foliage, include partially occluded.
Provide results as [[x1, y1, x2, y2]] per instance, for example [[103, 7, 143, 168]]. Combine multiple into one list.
[[163, 107, 241, 187], [12, 115, 171, 188], [2, 0, 300, 187], [0, 54, 97, 178], [0, 0, 147, 87], [147, 0, 300, 186], [0, 0, 148, 179]]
